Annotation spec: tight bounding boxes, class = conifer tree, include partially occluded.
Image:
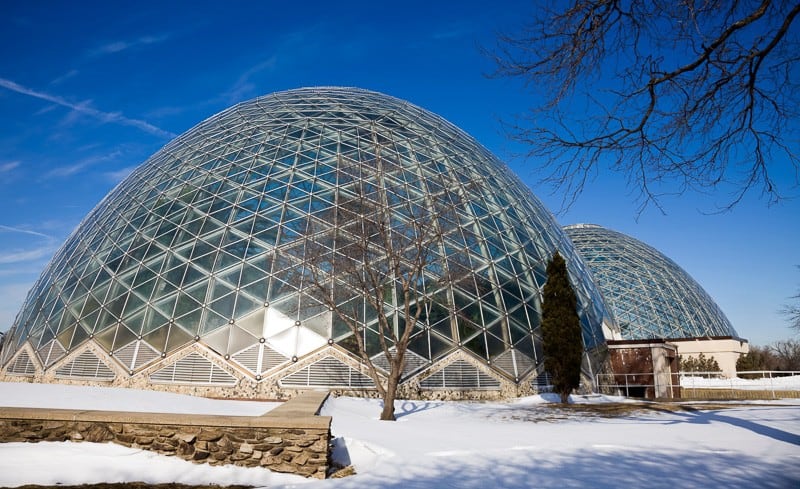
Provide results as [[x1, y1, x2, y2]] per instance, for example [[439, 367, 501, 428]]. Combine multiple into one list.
[[541, 251, 584, 403], [680, 353, 721, 373]]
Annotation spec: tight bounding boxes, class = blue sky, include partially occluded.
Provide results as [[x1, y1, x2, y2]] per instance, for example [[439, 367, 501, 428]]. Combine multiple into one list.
[[0, 0, 797, 346]]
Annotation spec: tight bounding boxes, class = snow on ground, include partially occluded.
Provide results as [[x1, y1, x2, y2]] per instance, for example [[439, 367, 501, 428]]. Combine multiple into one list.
[[0, 382, 280, 415], [1, 382, 799, 488], [317, 396, 800, 489], [0, 441, 308, 487], [681, 374, 800, 390]]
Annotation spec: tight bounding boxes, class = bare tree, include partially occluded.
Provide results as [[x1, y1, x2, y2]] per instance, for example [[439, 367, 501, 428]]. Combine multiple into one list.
[[737, 342, 794, 371], [300, 147, 458, 421], [781, 266, 800, 332], [491, 0, 800, 213], [771, 338, 800, 370]]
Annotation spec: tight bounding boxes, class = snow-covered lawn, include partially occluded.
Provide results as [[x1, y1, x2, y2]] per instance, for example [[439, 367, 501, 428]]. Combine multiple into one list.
[[0, 382, 281, 415], [681, 374, 800, 390], [1, 382, 798, 488]]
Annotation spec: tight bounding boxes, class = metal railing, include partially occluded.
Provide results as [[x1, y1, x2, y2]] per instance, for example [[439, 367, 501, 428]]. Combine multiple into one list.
[[596, 371, 800, 399], [595, 372, 669, 398]]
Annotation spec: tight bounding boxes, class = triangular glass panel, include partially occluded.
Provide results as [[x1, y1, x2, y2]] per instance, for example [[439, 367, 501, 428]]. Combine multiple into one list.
[[203, 308, 229, 334], [165, 325, 193, 353], [142, 326, 169, 353], [228, 325, 258, 354], [200, 325, 229, 355], [112, 325, 138, 352], [56, 326, 76, 351], [234, 294, 262, 319], [142, 308, 170, 335], [69, 324, 91, 350]]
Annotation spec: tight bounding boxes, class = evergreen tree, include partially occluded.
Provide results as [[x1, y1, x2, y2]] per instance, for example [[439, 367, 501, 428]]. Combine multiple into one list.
[[680, 353, 721, 373], [541, 251, 584, 403], [736, 350, 768, 379], [736, 352, 764, 372]]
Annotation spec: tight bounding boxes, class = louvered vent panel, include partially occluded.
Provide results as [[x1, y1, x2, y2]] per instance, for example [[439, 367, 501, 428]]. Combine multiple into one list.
[[6, 351, 37, 376], [493, 350, 534, 379], [513, 351, 534, 376], [371, 348, 428, 377], [133, 342, 160, 370], [280, 356, 375, 388], [113, 341, 137, 370], [493, 350, 517, 377], [55, 351, 115, 381], [531, 372, 553, 393], [113, 341, 160, 371], [419, 360, 501, 389], [233, 345, 260, 373], [36, 340, 66, 367], [261, 343, 288, 372], [150, 353, 237, 386]]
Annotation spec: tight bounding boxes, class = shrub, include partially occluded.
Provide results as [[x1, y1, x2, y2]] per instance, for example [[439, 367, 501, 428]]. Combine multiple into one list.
[[680, 353, 721, 373]]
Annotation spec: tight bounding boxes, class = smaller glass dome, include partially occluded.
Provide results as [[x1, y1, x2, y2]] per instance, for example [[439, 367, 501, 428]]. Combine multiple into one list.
[[564, 224, 738, 340]]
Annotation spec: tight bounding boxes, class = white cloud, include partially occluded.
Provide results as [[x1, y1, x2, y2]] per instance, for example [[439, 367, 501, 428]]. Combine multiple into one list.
[[105, 165, 136, 183], [0, 225, 52, 241], [224, 56, 278, 103], [0, 77, 176, 139], [0, 246, 55, 265], [42, 162, 88, 179], [87, 34, 170, 57], [0, 225, 58, 266], [34, 104, 59, 116], [0, 161, 20, 173], [50, 69, 79, 85], [42, 150, 123, 179]]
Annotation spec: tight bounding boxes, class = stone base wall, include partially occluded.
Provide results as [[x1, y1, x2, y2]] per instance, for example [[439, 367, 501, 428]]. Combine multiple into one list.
[[0, 391, 331, 479], [1, 342, 600, 402]]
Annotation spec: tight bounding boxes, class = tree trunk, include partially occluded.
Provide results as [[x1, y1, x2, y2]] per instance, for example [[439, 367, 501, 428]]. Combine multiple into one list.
[[379, 358, 404, 421], [380, 375, 399, 421], [560, 390, 570, 404]]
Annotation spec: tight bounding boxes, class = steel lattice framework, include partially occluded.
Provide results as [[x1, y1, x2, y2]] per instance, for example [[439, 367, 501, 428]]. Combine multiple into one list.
[[1, 88, 608, 390], [564, 224, 737, 340]]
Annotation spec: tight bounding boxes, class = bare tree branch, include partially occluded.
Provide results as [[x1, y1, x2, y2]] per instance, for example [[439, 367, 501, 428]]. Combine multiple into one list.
[[781, 265, 800, 333], [300, 135, 463, 420], [491, 0, 800, 213]]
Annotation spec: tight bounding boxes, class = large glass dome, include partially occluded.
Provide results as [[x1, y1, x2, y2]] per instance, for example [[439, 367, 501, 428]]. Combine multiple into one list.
[[564, 224, 737, 340], [1, 87, 608, 395]]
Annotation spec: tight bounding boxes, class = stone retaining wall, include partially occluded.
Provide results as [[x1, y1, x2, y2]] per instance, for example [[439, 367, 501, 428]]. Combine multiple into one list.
[[0, 390, 331, 479]]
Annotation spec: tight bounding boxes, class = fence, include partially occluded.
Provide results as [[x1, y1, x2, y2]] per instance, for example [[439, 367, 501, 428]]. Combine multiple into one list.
[[595, 371, 800, 400]]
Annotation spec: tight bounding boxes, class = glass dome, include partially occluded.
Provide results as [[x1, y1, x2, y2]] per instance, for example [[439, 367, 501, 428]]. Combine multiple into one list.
[[564, 224, 737, 340], [1, 88, 608, 392]]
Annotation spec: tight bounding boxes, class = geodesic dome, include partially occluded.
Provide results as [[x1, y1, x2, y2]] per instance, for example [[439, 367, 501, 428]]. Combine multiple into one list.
[[1, 88, 609, 396], [564, 224, 737, 340]]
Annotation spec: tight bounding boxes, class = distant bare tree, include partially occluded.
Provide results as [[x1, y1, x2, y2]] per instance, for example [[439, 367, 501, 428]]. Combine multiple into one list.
[[771, 338, 800, 370], [492, 0, 800, 213], [781, 266, 800, 332], [736, 339, 800, 372], [301, 147, 459, 421]]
